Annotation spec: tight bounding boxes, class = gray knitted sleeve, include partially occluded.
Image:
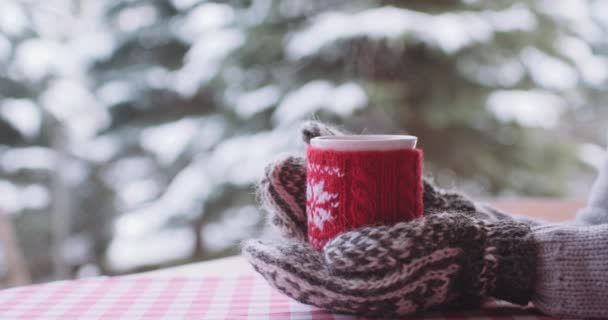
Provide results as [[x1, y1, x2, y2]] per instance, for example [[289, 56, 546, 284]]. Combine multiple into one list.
[[532, 223, 608, 318]]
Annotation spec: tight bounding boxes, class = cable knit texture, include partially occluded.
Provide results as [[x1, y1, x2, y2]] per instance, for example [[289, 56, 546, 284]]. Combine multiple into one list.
[[306, 146, 423, 250], [245, 121, 542, 317], [532, 224, 608, 318], [244, 213, 535, 317]]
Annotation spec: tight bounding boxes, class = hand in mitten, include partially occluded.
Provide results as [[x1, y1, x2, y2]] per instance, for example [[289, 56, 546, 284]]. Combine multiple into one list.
[[529, 147, 608, 319], [261, 120, 539, 240], [244, 212, 535, 316], [243, 121, 537, 316]]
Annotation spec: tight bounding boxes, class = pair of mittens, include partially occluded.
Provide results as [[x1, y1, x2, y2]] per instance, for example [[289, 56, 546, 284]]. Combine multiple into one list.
[[246, 121, 608, 318], [243, 121, 536, 317]]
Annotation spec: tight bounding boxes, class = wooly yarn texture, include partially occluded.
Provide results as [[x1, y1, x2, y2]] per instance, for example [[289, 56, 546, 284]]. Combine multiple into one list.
[[246, 121, 608, 318], [306, 146, 423, 250]]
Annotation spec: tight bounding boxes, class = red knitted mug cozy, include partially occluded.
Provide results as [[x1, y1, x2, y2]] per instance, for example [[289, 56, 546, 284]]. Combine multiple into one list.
[[306, 146, 424, 250]]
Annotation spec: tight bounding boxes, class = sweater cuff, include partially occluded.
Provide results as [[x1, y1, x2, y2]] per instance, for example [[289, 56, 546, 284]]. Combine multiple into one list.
[[486, 220, 536, 305]]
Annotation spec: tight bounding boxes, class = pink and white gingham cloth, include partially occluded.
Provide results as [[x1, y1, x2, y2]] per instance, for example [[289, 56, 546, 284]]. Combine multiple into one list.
[[0, 274, 556, 319]]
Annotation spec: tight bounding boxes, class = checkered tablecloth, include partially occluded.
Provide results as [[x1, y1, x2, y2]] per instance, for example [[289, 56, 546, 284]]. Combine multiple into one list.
[[0, 274, 556, 319]]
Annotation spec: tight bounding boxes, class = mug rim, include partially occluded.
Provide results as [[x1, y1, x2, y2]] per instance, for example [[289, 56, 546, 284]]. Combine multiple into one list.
[[310, 135, 418, 151]]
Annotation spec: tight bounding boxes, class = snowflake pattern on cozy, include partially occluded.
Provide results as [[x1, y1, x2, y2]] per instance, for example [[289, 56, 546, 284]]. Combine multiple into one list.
[[306, 163, 343, 249]]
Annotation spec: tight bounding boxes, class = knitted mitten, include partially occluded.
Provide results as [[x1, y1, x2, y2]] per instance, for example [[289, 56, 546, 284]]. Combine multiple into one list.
[[246, 121, 537, 316], [261, 120, 539, 240], [244, 212, 535, 316], [247, 121, 608, 318]]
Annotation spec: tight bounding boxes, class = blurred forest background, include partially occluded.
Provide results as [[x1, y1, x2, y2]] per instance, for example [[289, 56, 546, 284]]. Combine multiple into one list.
[[0, 0, 607, 285]]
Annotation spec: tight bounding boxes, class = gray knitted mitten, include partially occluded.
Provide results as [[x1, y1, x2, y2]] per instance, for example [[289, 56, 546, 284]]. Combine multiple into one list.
[[244, 213, 535, 317], [243, 121, 536, 317]]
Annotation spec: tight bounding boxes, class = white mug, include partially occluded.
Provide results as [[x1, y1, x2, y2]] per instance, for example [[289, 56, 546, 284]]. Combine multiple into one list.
[[310, 135, 418, 151]]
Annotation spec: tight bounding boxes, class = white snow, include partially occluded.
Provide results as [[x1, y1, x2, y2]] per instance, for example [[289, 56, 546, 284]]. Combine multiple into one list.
[[287, 5, 536, 59], [14, 39, 64, 81], [0, 147, 57, 173], [556, 36, 608, 86], [0, 35, 10, 61], [0, 181, 50, 214], [96, 81, 133, 106], [272, 81, 367, 125], [107, 227, 194, 272], [484, 4, 537, 32], [41, 79, 111, 140], [9, 1, 112, 79], [206, 128, 299, 185], [116, 4, 158, 32], [521, 47, 578, 90], [177, 3, 235, 41], [171, 0, 205, 11], [457, 57, 524, 87], [234, 85, 280, 118], [330, 83, 367, 116], [139, 118, 200, 164], [0, 99, 42, 138], [113, 160, 211, 238], [117, 179, 160, 210], [203, 205, 261, 252], [171, 29, 245, 97], [192, 115, 227, 151], [486, 90, 566, 128], [0, 181, 21, 214], [0, 1, 28, 36], [20, 184, 50, 210], [70, 134, 122, 163], [145, 67, 170, 89], [102, 157, 156, 189], [114, 125, 292, 242]]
